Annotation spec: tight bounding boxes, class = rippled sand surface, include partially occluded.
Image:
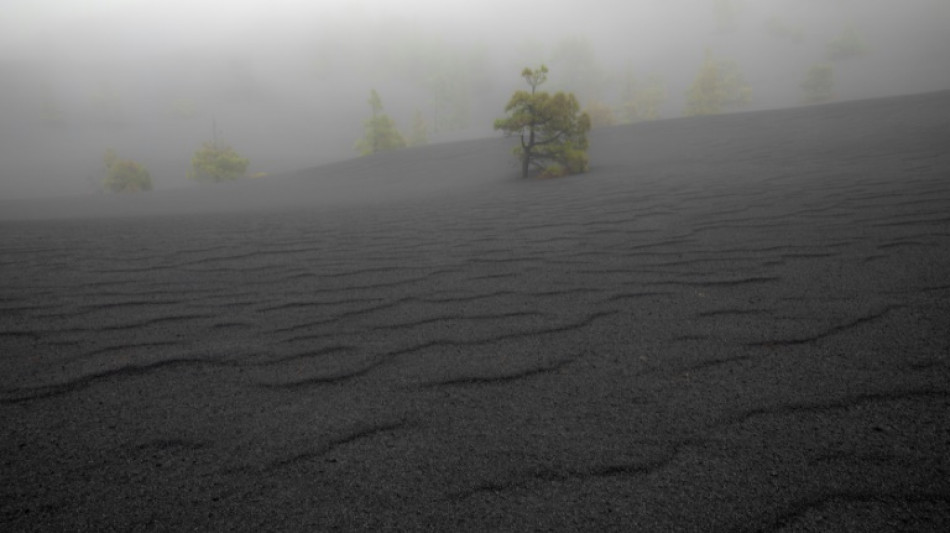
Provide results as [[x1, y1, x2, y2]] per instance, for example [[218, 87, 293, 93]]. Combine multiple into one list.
[[2, 92, 949, 531]]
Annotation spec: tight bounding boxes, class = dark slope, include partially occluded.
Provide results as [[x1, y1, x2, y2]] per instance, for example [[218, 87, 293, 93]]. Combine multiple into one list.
[[3, 89, 947, 222], [1, 91, 949, 531]]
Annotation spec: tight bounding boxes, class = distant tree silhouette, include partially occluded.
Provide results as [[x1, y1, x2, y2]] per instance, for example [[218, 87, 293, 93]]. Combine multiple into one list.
[[494, 65, 591, 178], [355, 89, 406, 155], [407, 110, 429, 147], [188, 141, 249, 183], [101, 148, 152, 193], [619, 69, 668, 123], [685, 51, 751, 116], [549, 36, 607, 104], [187, 120, 249, 183], [801, 63, 836, 104]]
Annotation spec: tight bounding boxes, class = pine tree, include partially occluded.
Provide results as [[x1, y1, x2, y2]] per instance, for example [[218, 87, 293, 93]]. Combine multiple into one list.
[[685, 51, 726, 116], [801, 63, 835, 104], [407, 110, 429, 147], [355, 89, 406, 155], [684, 51, 750, 116], [494, 66, 592, 178]]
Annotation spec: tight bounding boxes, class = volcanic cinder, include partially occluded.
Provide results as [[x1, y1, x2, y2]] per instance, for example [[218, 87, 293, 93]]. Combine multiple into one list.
[[2, 88, 949, 531]]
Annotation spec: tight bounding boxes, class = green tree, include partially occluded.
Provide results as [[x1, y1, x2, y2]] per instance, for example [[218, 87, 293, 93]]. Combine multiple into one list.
[[493, 65, 591, 178], [188, 141, 249, 183], [619, 69, 667, 123], [684, 51, 750, 116], [718, 59, 752, 109], [101, 148, 152, 193], [801, 63, 835, 104], [407, 110, 429, 147], [355, 89, 406, 155], [685, 51, 726, 116]]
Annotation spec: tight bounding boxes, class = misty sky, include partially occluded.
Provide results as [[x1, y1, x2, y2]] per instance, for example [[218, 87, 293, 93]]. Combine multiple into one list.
[[2, 0, 948, 199]]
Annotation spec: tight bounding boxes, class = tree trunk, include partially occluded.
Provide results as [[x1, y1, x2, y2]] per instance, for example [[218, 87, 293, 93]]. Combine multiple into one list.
[[522, 125, 535, 178]]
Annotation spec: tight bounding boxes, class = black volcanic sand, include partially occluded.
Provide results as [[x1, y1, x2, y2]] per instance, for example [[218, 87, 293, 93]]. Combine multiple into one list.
[[2, 92, 949, 531]]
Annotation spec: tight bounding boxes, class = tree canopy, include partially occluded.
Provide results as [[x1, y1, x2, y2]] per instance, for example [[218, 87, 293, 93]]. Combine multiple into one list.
[[684, 51, 751, 116], [619, 69, 668, 123], [801, 63, 835, 104], [355, 89, 406, 155], [407, 110, 429, 147], [187, 141, 249, 183], [494, 65, 591, 178], [101, 148, 152, 193]]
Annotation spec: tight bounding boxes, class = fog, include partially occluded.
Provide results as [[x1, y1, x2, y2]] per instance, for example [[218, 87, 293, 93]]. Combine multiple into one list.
[[1, 0, 948, 199]]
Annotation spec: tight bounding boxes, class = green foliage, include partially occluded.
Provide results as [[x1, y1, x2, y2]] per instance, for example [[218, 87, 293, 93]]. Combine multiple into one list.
[[425, 68, 471, 133], [718, 60, 753, 108], [684, 51, 750, 117], [187, 142, 249, 183], [765, 16, 805, 43], [101, 148, 152, 193], [801, 63, 836, 104], [685, 51, 726, 116], [493, 65, 592, 178], [355, 89, 406, 155], [827, 26, 868, 60], [371, 27, 481, 133], [407, 110, 429, 147], [619, 70, 667, 123]]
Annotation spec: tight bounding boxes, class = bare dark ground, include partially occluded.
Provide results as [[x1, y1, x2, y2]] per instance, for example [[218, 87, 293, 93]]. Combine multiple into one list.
[[2, 91, 949, 531]]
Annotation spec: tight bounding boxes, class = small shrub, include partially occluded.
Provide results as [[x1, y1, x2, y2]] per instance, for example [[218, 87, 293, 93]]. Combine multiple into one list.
[[187, 142, 249, 183], [101, 148, 152, 193], [801, 63, 835, 104]]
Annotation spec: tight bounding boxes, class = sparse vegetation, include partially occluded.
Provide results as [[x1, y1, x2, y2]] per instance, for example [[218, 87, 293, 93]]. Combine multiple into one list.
[[684, 51, 751, 116], [407, 110, 429, 147], [494, 65, 591, 178], [801, 63, 836, 104], [187, 141, 250, 183], [619, 71, 668, 123], [355, 89, 406, 155], [101, 148, 152, 193], [718, 59, 753, 109]]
